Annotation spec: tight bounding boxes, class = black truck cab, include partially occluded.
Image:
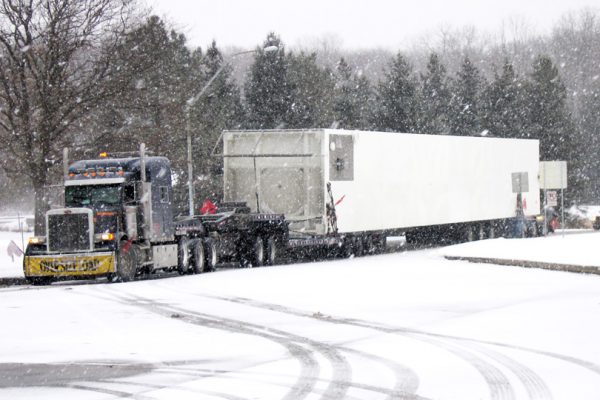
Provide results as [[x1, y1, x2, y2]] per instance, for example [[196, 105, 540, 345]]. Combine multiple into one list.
[[66, 156, 174, 242]]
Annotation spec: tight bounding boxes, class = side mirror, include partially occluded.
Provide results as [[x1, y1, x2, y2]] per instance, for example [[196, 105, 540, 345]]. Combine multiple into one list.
[[124, 205, 138, 240]]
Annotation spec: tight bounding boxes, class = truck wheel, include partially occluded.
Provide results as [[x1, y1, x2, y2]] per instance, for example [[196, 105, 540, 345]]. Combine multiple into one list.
[[266, 236, 282, 266], [373, 235, 386, 254], [190, 239, 205, 274], [252, 236, 265, 267], [465, 226, 475, 242], [116, 242, 138, 282], [354, 237, 364, 257], [177, 237, 191, 274], [477, 225, 486, 240], [204, 238, 218, 272], [340, 237, 354, 258], [488, 224, 496, 239]]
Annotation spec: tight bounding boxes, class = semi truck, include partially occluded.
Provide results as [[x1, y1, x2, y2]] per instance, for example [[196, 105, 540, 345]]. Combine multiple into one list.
[[23, 145, 288, 284], [23, 129, 540, 284]]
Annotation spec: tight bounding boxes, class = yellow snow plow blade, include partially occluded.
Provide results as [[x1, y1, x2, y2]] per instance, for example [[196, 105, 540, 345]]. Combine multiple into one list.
[[24, 253, 116, 277]]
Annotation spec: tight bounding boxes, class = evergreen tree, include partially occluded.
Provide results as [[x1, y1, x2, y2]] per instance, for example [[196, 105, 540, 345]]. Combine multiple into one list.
[[419, 53, 451, 134], [449, 57, 484, 136], [332, 57, 373, 130], [373, 52, 419, 132], [244, 33, 291, 129], [524, 55, 582, 201], [577, 82, 600, 200], [481, 60, 527, 138], [89, 15, 201, 215], [190, 41, 244, 203], [93, 16, 197, 162], [524, 55, 575, 161], [284, 51, 335, 128]]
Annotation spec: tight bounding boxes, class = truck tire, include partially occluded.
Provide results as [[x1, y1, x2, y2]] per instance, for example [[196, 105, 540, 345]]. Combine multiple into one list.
[[354, 237, 365, 257], [266, 236, 282, 266], [252, 236, 265, 267], [190, 239, 205, 274], [465, 226, 475, 242], [116, 242, 138, 282], [340, 237, 354, 258], [204, 237, 218, 272], [177, 237, 191, 274], [488, 224, 496, 239]]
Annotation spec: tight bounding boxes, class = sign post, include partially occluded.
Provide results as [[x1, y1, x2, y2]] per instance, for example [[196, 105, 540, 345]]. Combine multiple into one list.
[[539, 161, 567, 236]]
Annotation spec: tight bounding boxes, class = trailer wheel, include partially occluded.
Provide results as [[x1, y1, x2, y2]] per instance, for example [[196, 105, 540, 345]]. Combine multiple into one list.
[[373, 235, 387, 254], [252, 236, 265, 267], [465, 226, 475, 242], [340, 237, 354, 258], [354, 237, 365, 257], [177, 237, 191, 274], [190, 239, 205, 274], [266, 236, 282, 265], [204, 238, 218, 272], [488, 224, 496, 239], [116, 242, 138, 282], [477, 224, 486, 240]]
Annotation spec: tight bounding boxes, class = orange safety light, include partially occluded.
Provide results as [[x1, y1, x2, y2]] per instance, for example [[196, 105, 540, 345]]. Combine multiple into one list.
[[100, 232, 115, 241]]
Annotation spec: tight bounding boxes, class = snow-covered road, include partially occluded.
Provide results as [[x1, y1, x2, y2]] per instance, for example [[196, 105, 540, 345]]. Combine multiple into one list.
[[1, 236, 600, 399]]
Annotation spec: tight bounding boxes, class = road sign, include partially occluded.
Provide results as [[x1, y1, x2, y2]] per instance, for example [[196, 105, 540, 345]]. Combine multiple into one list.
[[540, 161, 567, 189], [547, 190, 558, 207], [512, 172, 529, 193]]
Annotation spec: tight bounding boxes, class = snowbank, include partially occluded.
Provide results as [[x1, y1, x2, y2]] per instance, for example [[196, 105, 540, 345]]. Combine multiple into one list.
[[440, 229, 600, 268]]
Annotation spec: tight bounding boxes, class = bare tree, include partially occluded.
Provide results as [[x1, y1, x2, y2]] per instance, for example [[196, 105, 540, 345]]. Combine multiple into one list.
[[0, 0, 138, 233]]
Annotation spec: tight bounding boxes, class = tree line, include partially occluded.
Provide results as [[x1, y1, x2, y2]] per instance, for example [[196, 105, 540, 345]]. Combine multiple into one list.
[[0, 1, 597, 224]]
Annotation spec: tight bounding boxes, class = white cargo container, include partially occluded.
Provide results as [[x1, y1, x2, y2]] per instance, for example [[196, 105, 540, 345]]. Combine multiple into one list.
[[222, 129, 540, 237]]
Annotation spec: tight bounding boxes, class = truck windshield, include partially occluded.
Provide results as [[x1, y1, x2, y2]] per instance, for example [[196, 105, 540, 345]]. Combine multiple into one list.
[[65, 184, 121, 207]]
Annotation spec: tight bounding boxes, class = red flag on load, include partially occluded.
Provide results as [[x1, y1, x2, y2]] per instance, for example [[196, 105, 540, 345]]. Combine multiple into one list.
[[200, 200, 218, 215]]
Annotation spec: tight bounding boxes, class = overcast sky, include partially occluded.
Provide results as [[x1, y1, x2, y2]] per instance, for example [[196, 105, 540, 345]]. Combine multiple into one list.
[[146, 0, 600, 50]]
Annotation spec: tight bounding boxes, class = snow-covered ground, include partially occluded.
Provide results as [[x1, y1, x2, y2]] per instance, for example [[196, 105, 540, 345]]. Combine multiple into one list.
[[1, 230, 600, 399], [442, 228, 600, 268]]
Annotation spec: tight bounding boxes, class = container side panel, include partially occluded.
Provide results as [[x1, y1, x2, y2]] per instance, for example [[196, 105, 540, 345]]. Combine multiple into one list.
[[326, 130, 540, 233]]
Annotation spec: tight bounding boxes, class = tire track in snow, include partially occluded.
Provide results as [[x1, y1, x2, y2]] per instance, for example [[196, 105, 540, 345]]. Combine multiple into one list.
[[96, 288, 350, 400], [201, 294, 566, 400], [155, 302, 424, 400], [151, 281, 423, 400], [155, 282, 420, 400], [101, 289, 437, 400]]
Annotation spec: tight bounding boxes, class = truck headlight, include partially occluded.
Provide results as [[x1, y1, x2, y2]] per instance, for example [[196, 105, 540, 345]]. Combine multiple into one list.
[[95, 232, 115, 242], [28, 236, 46, 245]]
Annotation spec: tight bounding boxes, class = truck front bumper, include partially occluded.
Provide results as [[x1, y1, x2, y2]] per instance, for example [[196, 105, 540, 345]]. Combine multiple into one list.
[[24, 252, 116, 278]]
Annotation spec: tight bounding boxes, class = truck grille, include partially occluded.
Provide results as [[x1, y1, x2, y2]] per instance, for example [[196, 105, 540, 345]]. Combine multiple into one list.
[[48, 212, 91, 252]]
